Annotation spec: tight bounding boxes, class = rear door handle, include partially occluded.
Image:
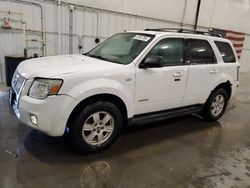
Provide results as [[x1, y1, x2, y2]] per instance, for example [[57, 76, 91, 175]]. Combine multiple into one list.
[[209, 69, 218, 74], [173, 72, 184, 77]]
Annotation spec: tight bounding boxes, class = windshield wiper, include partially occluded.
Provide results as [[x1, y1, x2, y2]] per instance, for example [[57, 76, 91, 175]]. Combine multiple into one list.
[[87, 54, 109, 61], [87, 54, 122, 64]]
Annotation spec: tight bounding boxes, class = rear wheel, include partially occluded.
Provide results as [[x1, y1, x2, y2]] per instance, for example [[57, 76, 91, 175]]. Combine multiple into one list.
[[200, 88, 228, 121], [69, 101, 123, 154]]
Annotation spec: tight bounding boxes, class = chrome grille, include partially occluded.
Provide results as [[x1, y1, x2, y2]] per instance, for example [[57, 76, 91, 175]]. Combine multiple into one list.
[[9, 71, 26, 118], [12, 72, 26, 94]]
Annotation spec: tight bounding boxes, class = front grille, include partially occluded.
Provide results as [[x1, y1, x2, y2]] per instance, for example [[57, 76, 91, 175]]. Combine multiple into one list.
[[12, 72, 26, 94], [9, 71, 26, 118]]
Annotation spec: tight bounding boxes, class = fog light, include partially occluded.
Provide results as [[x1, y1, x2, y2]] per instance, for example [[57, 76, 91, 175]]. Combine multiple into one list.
[[30, 115, 38, 125]]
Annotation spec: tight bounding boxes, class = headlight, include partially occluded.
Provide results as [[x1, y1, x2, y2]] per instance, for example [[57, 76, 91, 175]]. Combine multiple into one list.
[[28, 78, 63, 99]]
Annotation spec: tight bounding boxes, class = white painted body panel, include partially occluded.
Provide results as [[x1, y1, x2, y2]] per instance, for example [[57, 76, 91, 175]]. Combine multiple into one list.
[[18, 55, 126, 79], [59, 69, 136, 118], [135, 66, 188, 114], [133, 34, 188, 114], [14, 31, 240, 136], [183, 64, 221, 106]]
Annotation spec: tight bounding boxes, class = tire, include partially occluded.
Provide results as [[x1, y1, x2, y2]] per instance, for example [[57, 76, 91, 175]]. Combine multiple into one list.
[[200, 88, 228, 121], [69, 101, 123, 154]]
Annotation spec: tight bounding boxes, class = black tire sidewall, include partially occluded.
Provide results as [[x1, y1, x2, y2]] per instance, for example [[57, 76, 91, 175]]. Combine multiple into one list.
[[202, 88, 228, 121], [69, 101, 122, 153]]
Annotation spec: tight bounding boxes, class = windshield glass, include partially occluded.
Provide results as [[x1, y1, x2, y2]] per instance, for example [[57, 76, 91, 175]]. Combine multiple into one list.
[[86, 33, 154, 65]]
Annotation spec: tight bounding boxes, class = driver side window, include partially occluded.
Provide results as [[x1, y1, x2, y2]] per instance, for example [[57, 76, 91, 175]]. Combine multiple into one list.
[[147, 38, 185, 66]]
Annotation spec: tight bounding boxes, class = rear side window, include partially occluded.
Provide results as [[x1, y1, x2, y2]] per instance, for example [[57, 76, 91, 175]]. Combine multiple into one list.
[[214, 41, 236, 63], [188, 39, 216, 64]]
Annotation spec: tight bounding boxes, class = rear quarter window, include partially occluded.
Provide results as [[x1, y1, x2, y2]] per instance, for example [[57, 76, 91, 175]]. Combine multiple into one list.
[[214, 41, 236, 63]]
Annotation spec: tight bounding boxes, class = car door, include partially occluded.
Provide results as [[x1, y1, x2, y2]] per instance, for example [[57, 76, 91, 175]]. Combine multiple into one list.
[[182, 37, 222, 106], [134, 37, 188, 115]]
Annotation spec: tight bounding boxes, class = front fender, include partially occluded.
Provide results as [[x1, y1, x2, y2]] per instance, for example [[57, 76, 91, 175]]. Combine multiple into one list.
[[63, 78, 134, 118]]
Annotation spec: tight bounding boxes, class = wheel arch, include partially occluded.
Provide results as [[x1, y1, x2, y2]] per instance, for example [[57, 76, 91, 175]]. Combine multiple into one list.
[[211, 81, 232, 99], [66, 93, 128, 128]]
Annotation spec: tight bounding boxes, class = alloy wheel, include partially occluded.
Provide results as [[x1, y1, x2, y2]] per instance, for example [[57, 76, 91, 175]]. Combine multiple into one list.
[[82, 111, 115, 146]]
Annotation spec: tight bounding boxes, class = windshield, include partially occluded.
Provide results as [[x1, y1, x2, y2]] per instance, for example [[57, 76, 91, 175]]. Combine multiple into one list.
[[86, 33, 154, 65]]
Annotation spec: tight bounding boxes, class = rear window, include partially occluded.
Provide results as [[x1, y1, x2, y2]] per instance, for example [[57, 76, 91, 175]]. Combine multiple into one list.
[[214, 41, 236, 63]]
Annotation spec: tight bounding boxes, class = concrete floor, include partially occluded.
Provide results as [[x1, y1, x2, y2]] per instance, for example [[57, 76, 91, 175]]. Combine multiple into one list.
[[1, 73, 250, 188]]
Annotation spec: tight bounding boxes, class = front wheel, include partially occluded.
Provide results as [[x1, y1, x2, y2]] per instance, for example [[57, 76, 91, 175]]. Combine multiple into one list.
[[69, 101, 123, 154], [200, 88, 228, 121]]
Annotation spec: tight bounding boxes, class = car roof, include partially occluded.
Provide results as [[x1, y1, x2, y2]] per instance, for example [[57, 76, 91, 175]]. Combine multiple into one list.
[[126, 30, 231, 43]]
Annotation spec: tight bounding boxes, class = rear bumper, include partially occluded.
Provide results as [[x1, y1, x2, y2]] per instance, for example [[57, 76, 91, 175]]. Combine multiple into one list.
[[231, 80, 240, 99], [16, 94, 77, 136]]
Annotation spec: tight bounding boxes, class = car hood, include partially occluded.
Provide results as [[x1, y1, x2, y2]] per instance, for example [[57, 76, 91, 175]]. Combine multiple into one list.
[[17, 54, 125, 79]]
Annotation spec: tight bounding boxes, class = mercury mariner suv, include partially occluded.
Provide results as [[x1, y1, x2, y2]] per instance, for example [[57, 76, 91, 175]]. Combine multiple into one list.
[[10, 28, 240, 153]]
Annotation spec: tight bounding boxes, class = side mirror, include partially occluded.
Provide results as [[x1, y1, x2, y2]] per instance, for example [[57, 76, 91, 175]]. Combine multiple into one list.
[[139, 55, 164, 68]]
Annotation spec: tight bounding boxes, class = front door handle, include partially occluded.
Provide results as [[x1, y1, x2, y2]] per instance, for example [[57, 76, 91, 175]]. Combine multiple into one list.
[[173, 72, 184, 77], [209, 69, 218, 74]]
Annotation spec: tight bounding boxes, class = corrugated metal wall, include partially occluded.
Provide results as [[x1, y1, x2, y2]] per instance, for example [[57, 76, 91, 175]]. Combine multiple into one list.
[[0, 0, 250, 83]]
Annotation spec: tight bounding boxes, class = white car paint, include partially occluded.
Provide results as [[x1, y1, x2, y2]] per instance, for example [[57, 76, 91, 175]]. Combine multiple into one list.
[[11, 31, 240, 136]]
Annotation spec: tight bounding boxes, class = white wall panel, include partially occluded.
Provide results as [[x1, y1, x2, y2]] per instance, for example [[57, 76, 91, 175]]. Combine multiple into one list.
[[21, 4, 33, 30], [109, 14, 117, 34], [199, 0, 250, 33], [240, 51, 250, 72], [61, 6, 69, 34], [44, 2, 57, 32], [45, 33, 57, 56], [239, 35, 250, 72], [83, 11, 95, 36], [70, 0, 187, 23], [0, 0, 250, 83], [99, 12, 108, 37], [83, 37, 96, 53], [74, 11, 83, 35], [115, 15, 124, 32]]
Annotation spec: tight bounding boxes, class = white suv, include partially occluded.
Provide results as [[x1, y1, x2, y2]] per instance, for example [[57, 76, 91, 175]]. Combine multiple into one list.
[[10, 28, 240, 153]]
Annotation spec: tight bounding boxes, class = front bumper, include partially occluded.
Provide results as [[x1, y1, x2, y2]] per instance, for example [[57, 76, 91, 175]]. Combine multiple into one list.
[[10, 71, 78, 136], [18, 94, 77, 136], [10, 87, 77, 137]]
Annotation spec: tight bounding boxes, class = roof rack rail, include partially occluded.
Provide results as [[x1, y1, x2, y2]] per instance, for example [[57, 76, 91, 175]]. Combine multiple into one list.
[[144, 28, 223, 38]]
